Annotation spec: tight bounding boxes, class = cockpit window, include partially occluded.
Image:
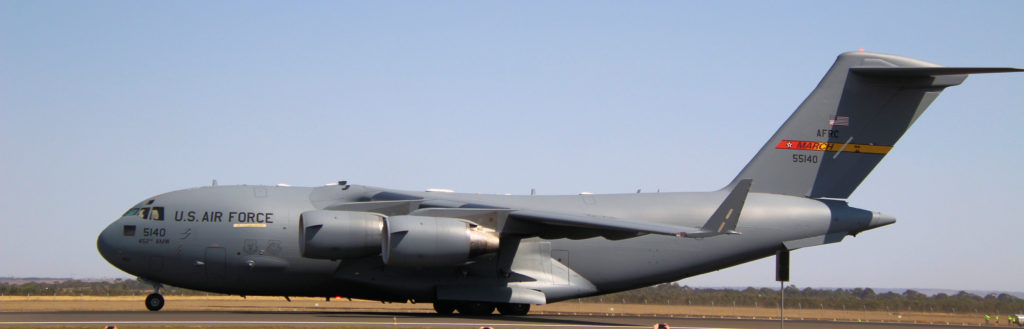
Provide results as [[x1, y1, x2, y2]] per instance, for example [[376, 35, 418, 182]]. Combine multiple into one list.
[[122, 206, 164, 220], [149, 207, 164, 221]]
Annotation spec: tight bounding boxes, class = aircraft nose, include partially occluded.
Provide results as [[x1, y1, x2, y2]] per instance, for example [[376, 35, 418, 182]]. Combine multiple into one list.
[[96, 222, 119, 264]]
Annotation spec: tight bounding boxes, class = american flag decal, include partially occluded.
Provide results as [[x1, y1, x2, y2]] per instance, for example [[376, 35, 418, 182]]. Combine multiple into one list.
[[829, 115, 849, 126]]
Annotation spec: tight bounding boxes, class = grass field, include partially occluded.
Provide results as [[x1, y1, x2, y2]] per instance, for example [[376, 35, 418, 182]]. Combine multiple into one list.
[[0, 295, 1008, 327]]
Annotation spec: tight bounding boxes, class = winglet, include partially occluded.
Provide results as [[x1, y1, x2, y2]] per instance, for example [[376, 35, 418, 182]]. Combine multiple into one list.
[[681, 179, 752, 238]]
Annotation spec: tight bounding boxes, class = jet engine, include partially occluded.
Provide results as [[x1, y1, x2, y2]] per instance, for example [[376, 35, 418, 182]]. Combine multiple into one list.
[[382, 215, 499, 267], [300, 210, 384, 259], [299, 210, 499, 266]]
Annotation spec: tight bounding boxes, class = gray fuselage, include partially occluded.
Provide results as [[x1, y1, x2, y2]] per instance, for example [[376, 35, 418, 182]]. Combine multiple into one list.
[[97, 184, 891, 302]]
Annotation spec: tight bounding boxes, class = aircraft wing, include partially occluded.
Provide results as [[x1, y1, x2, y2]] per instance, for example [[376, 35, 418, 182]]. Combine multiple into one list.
[[406, 206, 696, 240], [505, 209, 697, 240], [318, 180, 751, 240], [505, 179, 751, 240]]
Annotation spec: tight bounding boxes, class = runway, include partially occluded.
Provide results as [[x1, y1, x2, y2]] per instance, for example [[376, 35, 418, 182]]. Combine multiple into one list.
[[0, 311, 989, 329]]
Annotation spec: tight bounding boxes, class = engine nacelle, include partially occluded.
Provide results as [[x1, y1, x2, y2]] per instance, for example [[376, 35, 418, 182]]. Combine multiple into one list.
[[299, 210, 383, 260], [382, 215, 499, 267]]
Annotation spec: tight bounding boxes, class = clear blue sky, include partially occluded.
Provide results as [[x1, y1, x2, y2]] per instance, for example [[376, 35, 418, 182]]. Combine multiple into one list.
[[2, 1, 1022, 292]]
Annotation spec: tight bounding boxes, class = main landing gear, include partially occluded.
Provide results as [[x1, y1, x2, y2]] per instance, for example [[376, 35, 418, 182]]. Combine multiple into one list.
[[432, 301, 530, 316], [496, 303, 530, 316]]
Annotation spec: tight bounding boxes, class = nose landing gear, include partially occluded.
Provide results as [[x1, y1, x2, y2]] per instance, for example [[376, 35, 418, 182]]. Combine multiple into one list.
[[140, 278, 164, 311], [145, 293, 164, 311]]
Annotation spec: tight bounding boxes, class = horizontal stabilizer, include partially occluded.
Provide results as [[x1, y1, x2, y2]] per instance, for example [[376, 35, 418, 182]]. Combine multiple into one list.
[[851, 67, 1024, 77]]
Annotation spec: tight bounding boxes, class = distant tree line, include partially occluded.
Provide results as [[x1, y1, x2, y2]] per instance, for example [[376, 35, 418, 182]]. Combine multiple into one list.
[[582, 283, 1024, 315], [3, 279, 1021, 315]]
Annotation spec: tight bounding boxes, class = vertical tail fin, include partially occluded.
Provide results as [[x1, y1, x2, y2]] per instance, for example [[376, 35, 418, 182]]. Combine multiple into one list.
[[730, 51, 1021, 198]]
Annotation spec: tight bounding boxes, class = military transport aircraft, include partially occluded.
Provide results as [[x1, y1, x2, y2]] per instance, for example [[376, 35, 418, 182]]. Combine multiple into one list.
[[97, 51, 1021, 315]]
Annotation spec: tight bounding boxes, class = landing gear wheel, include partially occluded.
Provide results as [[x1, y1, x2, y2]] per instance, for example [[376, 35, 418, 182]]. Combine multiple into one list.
[[456, 301, 495, 315], [145, 293, 164, 311], [497, 303, 530, 315], [433, 301, 456, 315]]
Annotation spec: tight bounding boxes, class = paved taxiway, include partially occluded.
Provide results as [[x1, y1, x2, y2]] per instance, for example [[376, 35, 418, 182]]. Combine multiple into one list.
[[0, 311, 988, 329]]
